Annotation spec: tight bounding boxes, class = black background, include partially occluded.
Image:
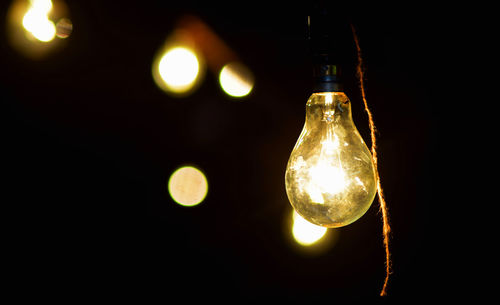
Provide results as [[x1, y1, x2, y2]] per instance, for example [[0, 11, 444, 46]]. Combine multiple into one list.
[[1, 0, 473, 303]]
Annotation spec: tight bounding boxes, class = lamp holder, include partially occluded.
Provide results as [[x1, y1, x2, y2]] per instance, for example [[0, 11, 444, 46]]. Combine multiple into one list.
[[307, 3, 351, 92]]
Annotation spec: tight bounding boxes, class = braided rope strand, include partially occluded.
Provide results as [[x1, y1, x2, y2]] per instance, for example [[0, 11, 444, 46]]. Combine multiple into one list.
[[350, 24, 392, 297]]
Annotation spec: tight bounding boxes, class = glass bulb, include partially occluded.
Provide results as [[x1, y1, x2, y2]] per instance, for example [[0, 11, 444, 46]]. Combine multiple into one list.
[[285, 92, 377, 228]]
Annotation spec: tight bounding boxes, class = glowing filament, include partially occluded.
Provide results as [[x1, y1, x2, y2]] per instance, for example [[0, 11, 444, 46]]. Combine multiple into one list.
[[307, 164, 346, 200]]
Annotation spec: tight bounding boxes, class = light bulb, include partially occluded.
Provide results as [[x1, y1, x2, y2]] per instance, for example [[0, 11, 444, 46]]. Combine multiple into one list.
[[285, 91, 377, 228]]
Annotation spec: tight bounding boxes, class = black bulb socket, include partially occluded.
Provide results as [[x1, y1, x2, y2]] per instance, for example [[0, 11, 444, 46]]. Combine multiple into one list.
[[312, 63, 343, 93]]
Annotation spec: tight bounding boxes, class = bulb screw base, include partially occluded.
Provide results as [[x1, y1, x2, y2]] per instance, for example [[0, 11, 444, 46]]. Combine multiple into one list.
[[312, 64, 343, 92]]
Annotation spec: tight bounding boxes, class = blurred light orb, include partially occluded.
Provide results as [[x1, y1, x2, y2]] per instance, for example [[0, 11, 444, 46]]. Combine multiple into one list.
[[6, 0, 72, 58], [22, 8, 56, 42], [22, 0, 56, 42], [168, 166, 208, 207], [29, 0, 52, 11], [219, 62, 254, 98], [158, 47, 200, 94], [55, 17, 72, 38], [292, 211, 327, 246]]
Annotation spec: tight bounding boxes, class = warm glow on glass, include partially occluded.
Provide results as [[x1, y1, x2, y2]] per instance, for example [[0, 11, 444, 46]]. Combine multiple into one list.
[[155, 46, 200, 95], [285, 92, 377, 228], [22, 0, 56, 42], [168, 166, 208, 207], [219, 62, 254, 97], [292, 211, 327, 246]]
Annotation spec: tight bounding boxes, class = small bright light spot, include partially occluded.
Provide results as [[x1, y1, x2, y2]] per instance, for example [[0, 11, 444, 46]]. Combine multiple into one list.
[[168, 166, 208, 207], [157, 46, 200, 94], [55, 18, 72, 38], [292, 211, 327, 246], [219, 62, 254, 98], [22, 0, 56, 42]]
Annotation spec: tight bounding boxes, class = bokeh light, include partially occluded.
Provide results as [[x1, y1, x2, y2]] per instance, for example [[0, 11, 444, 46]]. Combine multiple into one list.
[[168, 166, 208, 207], [55, 17, 72, 39], [159, 47, 200, 93], [292, 211, 327, 246], [6, 0, 72, 59], [219, 62, 254, 98], [283, 209, 339, 255], [22, 0, 56, 42], [152, 29, 205, 97]]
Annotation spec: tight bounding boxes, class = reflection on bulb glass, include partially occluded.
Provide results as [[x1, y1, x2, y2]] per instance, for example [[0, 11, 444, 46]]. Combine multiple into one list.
[[285, 92, 376, 228]]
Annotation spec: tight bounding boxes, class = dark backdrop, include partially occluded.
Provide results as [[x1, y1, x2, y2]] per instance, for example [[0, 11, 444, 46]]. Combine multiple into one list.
[[1, 0, 462, 303]]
